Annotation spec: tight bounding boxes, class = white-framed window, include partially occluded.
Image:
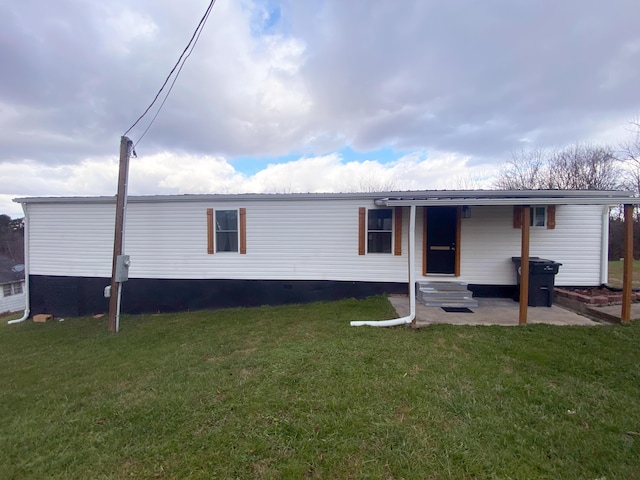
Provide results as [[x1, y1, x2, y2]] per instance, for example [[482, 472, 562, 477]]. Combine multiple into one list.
[[215, 209, 239, 252], [3, 282, 23, 297], [530, 206, 546, 227], [367, 208, 393, 253]]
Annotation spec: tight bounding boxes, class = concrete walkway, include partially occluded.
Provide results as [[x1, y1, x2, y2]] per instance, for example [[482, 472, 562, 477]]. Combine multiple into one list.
[[388, 296, 601, 327], [583, 302, 640, 323]]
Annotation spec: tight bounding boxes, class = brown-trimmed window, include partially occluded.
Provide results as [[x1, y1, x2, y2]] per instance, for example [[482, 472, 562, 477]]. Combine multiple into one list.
[[530, 206, 546, 227], [215, 210, 239, 252], [513, 205, 556, 230], [367, 209, 393, 253], [207, 208, 246, 254]]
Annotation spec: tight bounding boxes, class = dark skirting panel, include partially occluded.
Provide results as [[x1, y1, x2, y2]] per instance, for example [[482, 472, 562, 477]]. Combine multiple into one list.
[[28, 275, 408, 318], [468, 284, 517, 298]]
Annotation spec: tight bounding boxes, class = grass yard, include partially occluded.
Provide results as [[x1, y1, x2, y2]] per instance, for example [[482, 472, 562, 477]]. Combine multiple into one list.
[[1, 297, 639, 479], [608, 259, 640, 288]]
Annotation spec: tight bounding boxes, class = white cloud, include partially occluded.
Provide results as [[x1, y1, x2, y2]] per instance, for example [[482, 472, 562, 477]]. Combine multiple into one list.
[[102, 7, 158, 56], [0, 0, 639, 218], [2, 149, 497, 218]]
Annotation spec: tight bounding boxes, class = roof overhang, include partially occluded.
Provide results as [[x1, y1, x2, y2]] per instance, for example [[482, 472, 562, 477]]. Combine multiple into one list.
[[13, 189, 637, 207], [375, 190, 636, 207]]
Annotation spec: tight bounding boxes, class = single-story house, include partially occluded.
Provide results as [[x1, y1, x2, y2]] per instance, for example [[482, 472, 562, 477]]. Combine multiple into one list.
[[0, 255, 26, 314], [11, 190, 636, 320]]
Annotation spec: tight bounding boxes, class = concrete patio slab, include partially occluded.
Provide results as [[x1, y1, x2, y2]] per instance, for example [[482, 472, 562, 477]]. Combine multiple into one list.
[[585, 302, 640, 323], [388, 296, 601, 327]]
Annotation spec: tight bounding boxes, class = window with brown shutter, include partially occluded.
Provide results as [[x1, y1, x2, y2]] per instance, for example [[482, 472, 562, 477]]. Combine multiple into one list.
[[207, 208, 247, 254], [513, 205, 554, 229], [359, 207, 397, 255]]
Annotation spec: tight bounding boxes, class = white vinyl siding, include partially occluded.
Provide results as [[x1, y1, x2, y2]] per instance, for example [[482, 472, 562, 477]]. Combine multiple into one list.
[[424, 204, 604, 286], [25, 201, 605, 287], [27, 202, 114, 278], [26, 200, 410, 282], [0, 281, 26, 313]]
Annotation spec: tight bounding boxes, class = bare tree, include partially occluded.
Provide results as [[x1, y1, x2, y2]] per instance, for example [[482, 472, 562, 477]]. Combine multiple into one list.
[[618, 117, 640, 220], [549, 143, 620, 190], [494, 143, 622, 191], [444, 170, 494, 190], [354, 173, 397, 193], [493, 146, 551, 190], [0, 215, 24, 262], [620, 118, 640, 195]]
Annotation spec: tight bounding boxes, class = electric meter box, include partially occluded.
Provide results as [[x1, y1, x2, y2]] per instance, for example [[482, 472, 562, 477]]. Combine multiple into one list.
[[115, 255, 131, 282]]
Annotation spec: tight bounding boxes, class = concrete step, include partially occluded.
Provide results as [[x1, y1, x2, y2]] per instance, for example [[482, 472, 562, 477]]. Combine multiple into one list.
[[418, 289, 474, 298], [417, 281, 477, 308], [418, 290, 473, 300], [420, 299, 479, 308], [418, 281, 468, 292]]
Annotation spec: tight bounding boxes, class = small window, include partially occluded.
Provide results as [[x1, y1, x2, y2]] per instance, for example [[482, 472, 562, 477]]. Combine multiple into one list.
[[215, 210, 238, 252], [367, 209, 393, 253], [530, 207, 546, 227], [3, 283, 22, 297]]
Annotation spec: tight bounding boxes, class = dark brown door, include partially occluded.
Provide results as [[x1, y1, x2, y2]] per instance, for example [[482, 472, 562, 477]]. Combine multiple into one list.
[[425, 206, 458, 274]]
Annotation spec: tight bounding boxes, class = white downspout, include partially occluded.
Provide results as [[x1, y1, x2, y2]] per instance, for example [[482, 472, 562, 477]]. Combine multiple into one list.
[[351, 204, 416, 327], [8, 203, 30, 325], [600, 205, 610, 285]]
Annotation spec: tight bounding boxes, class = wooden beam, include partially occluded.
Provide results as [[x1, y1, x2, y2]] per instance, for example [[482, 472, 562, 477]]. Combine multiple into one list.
[[519, 205, 530, 325], [206, 208, 214, 254], [239, 208, 247, 254], [455, 206, 461, 276], [422, 208, 427, 275], [621, 203, 634, 323], [358, 207, 366, 255], [394, 206, 402, 256]]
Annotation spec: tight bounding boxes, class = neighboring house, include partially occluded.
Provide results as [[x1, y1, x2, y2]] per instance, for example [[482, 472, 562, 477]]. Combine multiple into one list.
[[0, 255, 25, 314], [13, 190, 635, 318]]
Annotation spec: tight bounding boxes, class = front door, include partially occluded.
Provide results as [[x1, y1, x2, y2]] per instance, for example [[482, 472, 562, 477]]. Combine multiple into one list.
[[425, 206, 459, 275]]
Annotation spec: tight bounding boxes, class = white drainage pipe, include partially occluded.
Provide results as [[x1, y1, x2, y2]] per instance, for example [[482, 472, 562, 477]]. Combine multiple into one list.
[[8, 204, 30, 325], [351, 205, 416, 327]]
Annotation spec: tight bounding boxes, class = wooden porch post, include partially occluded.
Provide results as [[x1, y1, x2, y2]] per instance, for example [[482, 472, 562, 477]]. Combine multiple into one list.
[[519, 206, 530, 325], [621, 204, 634, 323]]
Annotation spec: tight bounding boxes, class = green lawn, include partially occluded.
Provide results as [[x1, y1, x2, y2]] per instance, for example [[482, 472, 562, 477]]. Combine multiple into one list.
[[1, 297, 639, 479], [608, 259, 640, 288]]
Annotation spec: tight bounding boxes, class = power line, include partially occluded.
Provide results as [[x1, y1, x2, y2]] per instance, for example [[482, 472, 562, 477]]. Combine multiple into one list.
[[123, 0, 217, 139], [135, 3, 213, 148]]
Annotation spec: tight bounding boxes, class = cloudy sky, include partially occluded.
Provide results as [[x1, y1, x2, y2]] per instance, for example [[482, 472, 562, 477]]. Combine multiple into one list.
[[1, 0, 639, 217]]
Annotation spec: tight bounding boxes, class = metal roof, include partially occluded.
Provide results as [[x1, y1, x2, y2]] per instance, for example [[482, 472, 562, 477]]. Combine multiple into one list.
[[374, 190, 636, 206], [13, 189, 636, 206]]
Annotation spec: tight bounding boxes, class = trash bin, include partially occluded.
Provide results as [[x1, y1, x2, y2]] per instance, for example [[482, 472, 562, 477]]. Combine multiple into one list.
[[512, 257, 562, 307]]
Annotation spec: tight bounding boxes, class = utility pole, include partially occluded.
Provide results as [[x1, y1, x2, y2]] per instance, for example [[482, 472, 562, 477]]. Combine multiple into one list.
[[108, 136, 133, 333]]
